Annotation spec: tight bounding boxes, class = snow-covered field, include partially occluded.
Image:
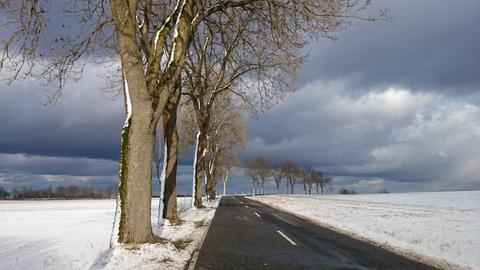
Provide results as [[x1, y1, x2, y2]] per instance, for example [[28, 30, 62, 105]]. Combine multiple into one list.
[[251, 191, 480, 270], [0, 198, 218, 270]]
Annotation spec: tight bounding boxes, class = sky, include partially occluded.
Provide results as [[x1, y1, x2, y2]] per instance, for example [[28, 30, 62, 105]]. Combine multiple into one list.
[[1, 0, 479, 194]]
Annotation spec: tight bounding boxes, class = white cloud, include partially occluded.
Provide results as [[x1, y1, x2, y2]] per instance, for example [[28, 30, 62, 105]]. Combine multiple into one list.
[[246, 80, 480, 191]]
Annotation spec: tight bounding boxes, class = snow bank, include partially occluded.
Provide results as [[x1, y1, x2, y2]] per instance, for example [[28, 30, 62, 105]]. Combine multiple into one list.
[[0, 198, 218, 270], [251, 191, 480, 270]]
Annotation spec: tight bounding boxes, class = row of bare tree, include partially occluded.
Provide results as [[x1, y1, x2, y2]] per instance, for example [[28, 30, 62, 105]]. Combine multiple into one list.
[[247, 157, 332, 195], [1, 0, 381, 244]]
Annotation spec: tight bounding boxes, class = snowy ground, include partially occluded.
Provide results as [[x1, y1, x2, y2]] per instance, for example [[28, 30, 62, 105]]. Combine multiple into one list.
[[251, 191, 480, 270], [0, 198, 218, 270]]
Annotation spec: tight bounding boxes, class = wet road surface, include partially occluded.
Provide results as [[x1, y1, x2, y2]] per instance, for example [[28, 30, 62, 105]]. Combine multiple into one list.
[[194, 196, 439, 270]]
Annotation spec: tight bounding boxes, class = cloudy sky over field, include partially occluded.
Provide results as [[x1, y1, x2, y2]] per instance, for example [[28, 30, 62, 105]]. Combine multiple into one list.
[[1, 0, 479, 194]]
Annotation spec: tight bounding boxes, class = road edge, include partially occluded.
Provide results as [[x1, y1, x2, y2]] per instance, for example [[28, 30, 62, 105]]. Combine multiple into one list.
[[184, 198, 220, 270]]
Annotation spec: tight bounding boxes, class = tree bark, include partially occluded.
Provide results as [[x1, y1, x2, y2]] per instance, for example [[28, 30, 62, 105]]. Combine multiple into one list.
[[161, 88, 181, 225], [193, 131, 208, 208], [206, 174, 216, 200], [205, 149, 218, 201], [114, 103, 157, 244]]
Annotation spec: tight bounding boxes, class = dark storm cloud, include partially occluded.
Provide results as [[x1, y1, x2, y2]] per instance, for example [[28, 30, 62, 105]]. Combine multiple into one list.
[[0, 66, 124, 160], [243, 83, 480, 191], [2, 0, 480, 194], [300, 0, 480, 94], [0, 153, 118, 176]]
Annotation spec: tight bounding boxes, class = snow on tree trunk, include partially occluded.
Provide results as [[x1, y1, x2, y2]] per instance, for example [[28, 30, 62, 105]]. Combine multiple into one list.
[[223, 169, 229, 196], [158, 142, 167, 226]]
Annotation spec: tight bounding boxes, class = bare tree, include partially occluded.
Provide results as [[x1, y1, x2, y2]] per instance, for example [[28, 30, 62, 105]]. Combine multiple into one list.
[[246, 167, 259, 196], [312, 171, 332, 194], [248, 156, 271, 195], [183, 11, 301, 207], [0, 186, 9, 199], [1, 0, 381, 244], [281, 160, 299, 194], [271, 164, 284, 194], [321, 174, 333, 194], [301, 166, 315, 195], [217, 135, 244, 196], [312, 170, 324, 194], [204, 96, 247, 200]]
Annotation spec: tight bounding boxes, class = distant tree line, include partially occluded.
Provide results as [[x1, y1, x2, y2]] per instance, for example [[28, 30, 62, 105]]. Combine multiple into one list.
[[0, 185, 117, 200], [246, 156, 333, 195], [338, 188, 357, 195]]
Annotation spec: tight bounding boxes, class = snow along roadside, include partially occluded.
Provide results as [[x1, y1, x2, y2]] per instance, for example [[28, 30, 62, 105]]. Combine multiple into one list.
[[90, 198, 219, 270], [250, 193, 480, 270]]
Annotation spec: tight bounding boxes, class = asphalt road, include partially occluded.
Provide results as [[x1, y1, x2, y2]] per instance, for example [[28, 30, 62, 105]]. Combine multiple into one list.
[[194, 196, 440, 270]]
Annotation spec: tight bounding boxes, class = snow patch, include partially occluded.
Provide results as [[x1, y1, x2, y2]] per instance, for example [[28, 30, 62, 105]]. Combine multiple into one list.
[[0, 198, 219, 270]]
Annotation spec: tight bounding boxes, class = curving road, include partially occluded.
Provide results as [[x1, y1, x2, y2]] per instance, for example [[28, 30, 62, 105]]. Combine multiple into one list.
[[193, 196, 439, 270]]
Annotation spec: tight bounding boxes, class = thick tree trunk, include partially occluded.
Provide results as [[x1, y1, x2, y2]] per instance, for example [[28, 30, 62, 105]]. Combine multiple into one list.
[[161, 89, 181, 225], [109, 0, 194, 244], [192, 131, 208, 208], [261, 180, 265, 195], [286, 179, 289, 194], [205, 154, 217, 200], [276, 183, 280, 194], [206, 175, 216, 200], [114, 105, 157, 244]]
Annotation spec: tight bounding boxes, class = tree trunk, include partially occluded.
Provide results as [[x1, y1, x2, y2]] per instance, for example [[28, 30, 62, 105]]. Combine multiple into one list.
[[161, 89, 181, 225], [223, 169, 229, 196], [286, 179, 289, 194], [109, 0, 192, 244], [205, 151, 217, 201], [261, 180, 265, 195], [321, 185, 324, 194], [206, 170, 216, 200], [114, 104, 157, 244], [157, 141, 166, 226], [303, 183, 307, 194], [276, 183, 280, 195], [192, 131, 207, 208]]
